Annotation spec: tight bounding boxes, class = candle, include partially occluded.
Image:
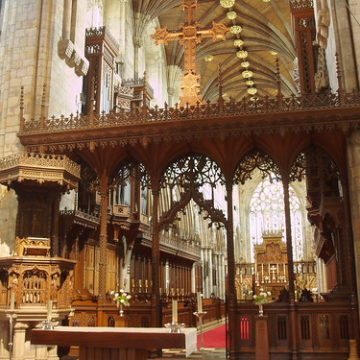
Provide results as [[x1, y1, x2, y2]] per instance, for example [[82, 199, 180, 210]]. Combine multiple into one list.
[[47, 300, 53, 321], [10, 291, 15, 310], [197, 292, 203, 313], [172, 299, 178, 324]]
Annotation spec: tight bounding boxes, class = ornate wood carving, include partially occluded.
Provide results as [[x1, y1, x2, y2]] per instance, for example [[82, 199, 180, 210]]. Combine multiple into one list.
[[0, 152, 80, 189]]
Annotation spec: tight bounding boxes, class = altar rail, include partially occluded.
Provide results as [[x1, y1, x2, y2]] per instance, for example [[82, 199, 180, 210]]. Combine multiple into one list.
[[20, 91, 360, 134], [236, 302, 353, 359]]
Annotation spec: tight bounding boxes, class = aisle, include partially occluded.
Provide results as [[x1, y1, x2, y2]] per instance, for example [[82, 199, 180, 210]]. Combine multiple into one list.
[[198, 324, 226, 348]]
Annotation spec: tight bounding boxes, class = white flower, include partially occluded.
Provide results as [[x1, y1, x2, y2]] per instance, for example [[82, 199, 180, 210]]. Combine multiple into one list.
[[114, 292, 119, 297], [127, 295, 131, 299]]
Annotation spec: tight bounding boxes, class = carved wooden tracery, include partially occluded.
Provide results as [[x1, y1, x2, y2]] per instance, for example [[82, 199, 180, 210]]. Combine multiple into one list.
[[159, 155, 227, 230], [233, 150, 281, 185]]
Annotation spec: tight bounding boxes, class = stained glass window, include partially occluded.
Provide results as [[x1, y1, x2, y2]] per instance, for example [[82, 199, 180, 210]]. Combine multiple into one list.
[[249, 175, 304, 261]]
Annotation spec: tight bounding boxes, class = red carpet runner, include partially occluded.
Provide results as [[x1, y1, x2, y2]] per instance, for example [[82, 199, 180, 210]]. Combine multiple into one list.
[[197, 324, 226, 348]]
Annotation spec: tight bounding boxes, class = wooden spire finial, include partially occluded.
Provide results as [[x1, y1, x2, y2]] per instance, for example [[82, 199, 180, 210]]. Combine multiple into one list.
[[218, 64, 224, 102], [275, 57, 282, 96], [19, 86, 24, 131], [142, 70, 148, 110], [335, 53, 343, 94], [41, 83, 47, 119]]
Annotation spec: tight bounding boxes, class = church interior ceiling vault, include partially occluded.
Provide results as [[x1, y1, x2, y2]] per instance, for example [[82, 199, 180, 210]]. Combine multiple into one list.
[[134, 0, 297, 101]]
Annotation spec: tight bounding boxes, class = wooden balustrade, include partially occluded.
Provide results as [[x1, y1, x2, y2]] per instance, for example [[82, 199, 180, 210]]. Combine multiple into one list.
[[236, 302, 352, 359]]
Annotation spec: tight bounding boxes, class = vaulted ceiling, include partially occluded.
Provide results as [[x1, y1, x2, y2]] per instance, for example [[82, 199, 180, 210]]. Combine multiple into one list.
[[133, 0, 298, 102]]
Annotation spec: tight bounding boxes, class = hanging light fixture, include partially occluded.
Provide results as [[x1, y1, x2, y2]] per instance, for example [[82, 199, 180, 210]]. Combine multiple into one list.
[[230, 25, 242, 34], [241, 61, 250, 68], [204, 55, 214, 62], [242, 70, 253, 78], [236, 50, 248, 59], [220, 0, 235, 8], [226, 11, 237, 20], [247, 87, 258, 95], [246, 79, 255, 86], [233, 39, 244, 47], [262, 0, 271, 2]]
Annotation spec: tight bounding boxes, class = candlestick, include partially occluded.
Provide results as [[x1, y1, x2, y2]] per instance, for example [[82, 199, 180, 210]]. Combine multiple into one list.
[[196, 292, 203, 313], [172, 299, 178, 323], [10, 291, 15, 310]]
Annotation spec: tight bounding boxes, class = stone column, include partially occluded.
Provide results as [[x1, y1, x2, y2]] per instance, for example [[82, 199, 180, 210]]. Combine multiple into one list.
[[168, 87, 175, 107], [208, 249, 213, 296], [133, 37, 143, 79], [12, 322, 28, 360], [62, 0, 72, 39], [0, 321, 9, 359]]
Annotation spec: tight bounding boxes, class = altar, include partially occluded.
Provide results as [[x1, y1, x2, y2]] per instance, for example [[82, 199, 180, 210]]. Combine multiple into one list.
[[31, 326, 197, 359]]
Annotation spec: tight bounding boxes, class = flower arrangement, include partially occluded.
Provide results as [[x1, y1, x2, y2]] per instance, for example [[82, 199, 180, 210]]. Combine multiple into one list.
[[110, 289, 131, 307], [253, 288, 272, 304]]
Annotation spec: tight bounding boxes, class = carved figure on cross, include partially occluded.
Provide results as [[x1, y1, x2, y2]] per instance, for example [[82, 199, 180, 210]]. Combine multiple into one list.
[[152, 0, 228, 107]]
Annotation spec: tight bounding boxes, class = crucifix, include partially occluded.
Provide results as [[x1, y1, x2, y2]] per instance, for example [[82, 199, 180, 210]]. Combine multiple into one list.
[[152, 0, 228, 106]]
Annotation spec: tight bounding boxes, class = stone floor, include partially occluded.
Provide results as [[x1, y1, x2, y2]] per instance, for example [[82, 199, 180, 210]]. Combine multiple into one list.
[[62, 348, 227, 360], [154, 348, 226, 359]]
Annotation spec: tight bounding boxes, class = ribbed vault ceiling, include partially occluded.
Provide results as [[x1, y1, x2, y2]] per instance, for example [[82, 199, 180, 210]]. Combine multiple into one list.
[[133, 0, 298, 101]]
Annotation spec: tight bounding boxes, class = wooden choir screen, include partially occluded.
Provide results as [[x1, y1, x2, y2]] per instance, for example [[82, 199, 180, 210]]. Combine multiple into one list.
[[237, 303, 351, 357]]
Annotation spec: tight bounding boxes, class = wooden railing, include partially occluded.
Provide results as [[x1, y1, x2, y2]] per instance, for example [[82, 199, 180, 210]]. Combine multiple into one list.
[[20, 91, 360, 134], [236, 302, 353, 359]]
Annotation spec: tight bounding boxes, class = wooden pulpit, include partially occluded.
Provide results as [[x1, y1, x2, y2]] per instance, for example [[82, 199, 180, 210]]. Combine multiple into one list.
[[31, 326, 197, 360]]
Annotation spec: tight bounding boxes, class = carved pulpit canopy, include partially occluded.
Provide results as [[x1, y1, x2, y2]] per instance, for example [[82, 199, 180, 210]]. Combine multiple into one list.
[[0, 152, 80, 190]]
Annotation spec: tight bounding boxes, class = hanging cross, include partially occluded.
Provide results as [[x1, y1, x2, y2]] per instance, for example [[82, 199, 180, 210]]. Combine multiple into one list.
[[152, 0, 228, 106]]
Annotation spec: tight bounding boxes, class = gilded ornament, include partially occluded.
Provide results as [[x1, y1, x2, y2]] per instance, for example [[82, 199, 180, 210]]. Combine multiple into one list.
[[233, 39, 244, 47], [241, 61, 250, 68], [220, 0, 235, 8], [247, 87, 258, 95], [236, 50, 248, 59], [242, 70, 253, 78], [230, 25, 242, 34], [226, 11, 237, 20]]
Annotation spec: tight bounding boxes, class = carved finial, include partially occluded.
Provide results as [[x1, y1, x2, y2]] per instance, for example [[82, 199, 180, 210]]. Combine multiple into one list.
[[218, 64, 223, 102], [142, 70, 148, 111], [41, 83, 47, 119], [19, 86, 24, 130], [89, 76, 95, 119], [335, 53, 343, 94], [275, 57, 282, 96]]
